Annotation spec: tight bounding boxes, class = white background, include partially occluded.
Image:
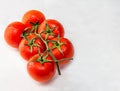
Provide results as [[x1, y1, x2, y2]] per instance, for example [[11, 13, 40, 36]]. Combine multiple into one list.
[[0, 0, 120, 91]]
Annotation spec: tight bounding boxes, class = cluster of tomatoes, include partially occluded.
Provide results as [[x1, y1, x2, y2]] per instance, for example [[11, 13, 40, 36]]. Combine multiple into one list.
[[4, 10, 74, 83]]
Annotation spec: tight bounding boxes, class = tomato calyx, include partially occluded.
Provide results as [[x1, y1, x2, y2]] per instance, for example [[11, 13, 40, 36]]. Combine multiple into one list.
[[49, 35, 65, 56], [36, 54, 51, 64], [21, 22, 39, 38], [53, 41, 64, 55], [30, 21, 39, 34], [21, 31, 29, 39], [25, 37, 39, 52], [21, 30, 41, 53], [42, 23, 56, 40]]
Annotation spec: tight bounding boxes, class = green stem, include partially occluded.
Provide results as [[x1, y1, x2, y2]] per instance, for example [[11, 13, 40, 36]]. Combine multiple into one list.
[[34, 25, 39, 34], [49, 50, 61, 75], [37, 32, 49, 50], [56, 61, 61, 75], [35, 33, 48, 57], [59, 58, 73, 62]]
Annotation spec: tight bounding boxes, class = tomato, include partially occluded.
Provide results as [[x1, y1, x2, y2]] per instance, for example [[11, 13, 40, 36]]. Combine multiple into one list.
[[38, 19, 64, 40], [18, 34, 46, 61], [48, 37, 74, 65], [27, 54, 56, 82], [22, 10, 45, 27], [4, 21, 26, 48]]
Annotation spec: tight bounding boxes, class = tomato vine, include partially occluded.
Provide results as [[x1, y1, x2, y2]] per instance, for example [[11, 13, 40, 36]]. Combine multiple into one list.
[[22, 21, 73, 75]]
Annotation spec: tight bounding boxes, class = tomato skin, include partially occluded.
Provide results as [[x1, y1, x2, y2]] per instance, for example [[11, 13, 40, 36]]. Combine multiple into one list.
[[48, 37, 74, 65], [27, 54, 56, 82], [18, 34, 46, 61], [22, 10, 45, 27], [4, 21, 26, 48], [38, 19, 64, 40]]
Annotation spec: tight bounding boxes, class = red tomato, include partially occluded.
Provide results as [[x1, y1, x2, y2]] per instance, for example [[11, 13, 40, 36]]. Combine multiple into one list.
[[27, 54, 56, 82], [48, 37, 74, 65], [18, 34, 46, 61], [38, 19, 64, 40], [4, 21, 26, 48], [22, 10, 45, 27]]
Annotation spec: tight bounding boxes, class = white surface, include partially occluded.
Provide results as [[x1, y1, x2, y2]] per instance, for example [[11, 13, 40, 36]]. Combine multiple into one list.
[[0, 0, 120, 91]]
